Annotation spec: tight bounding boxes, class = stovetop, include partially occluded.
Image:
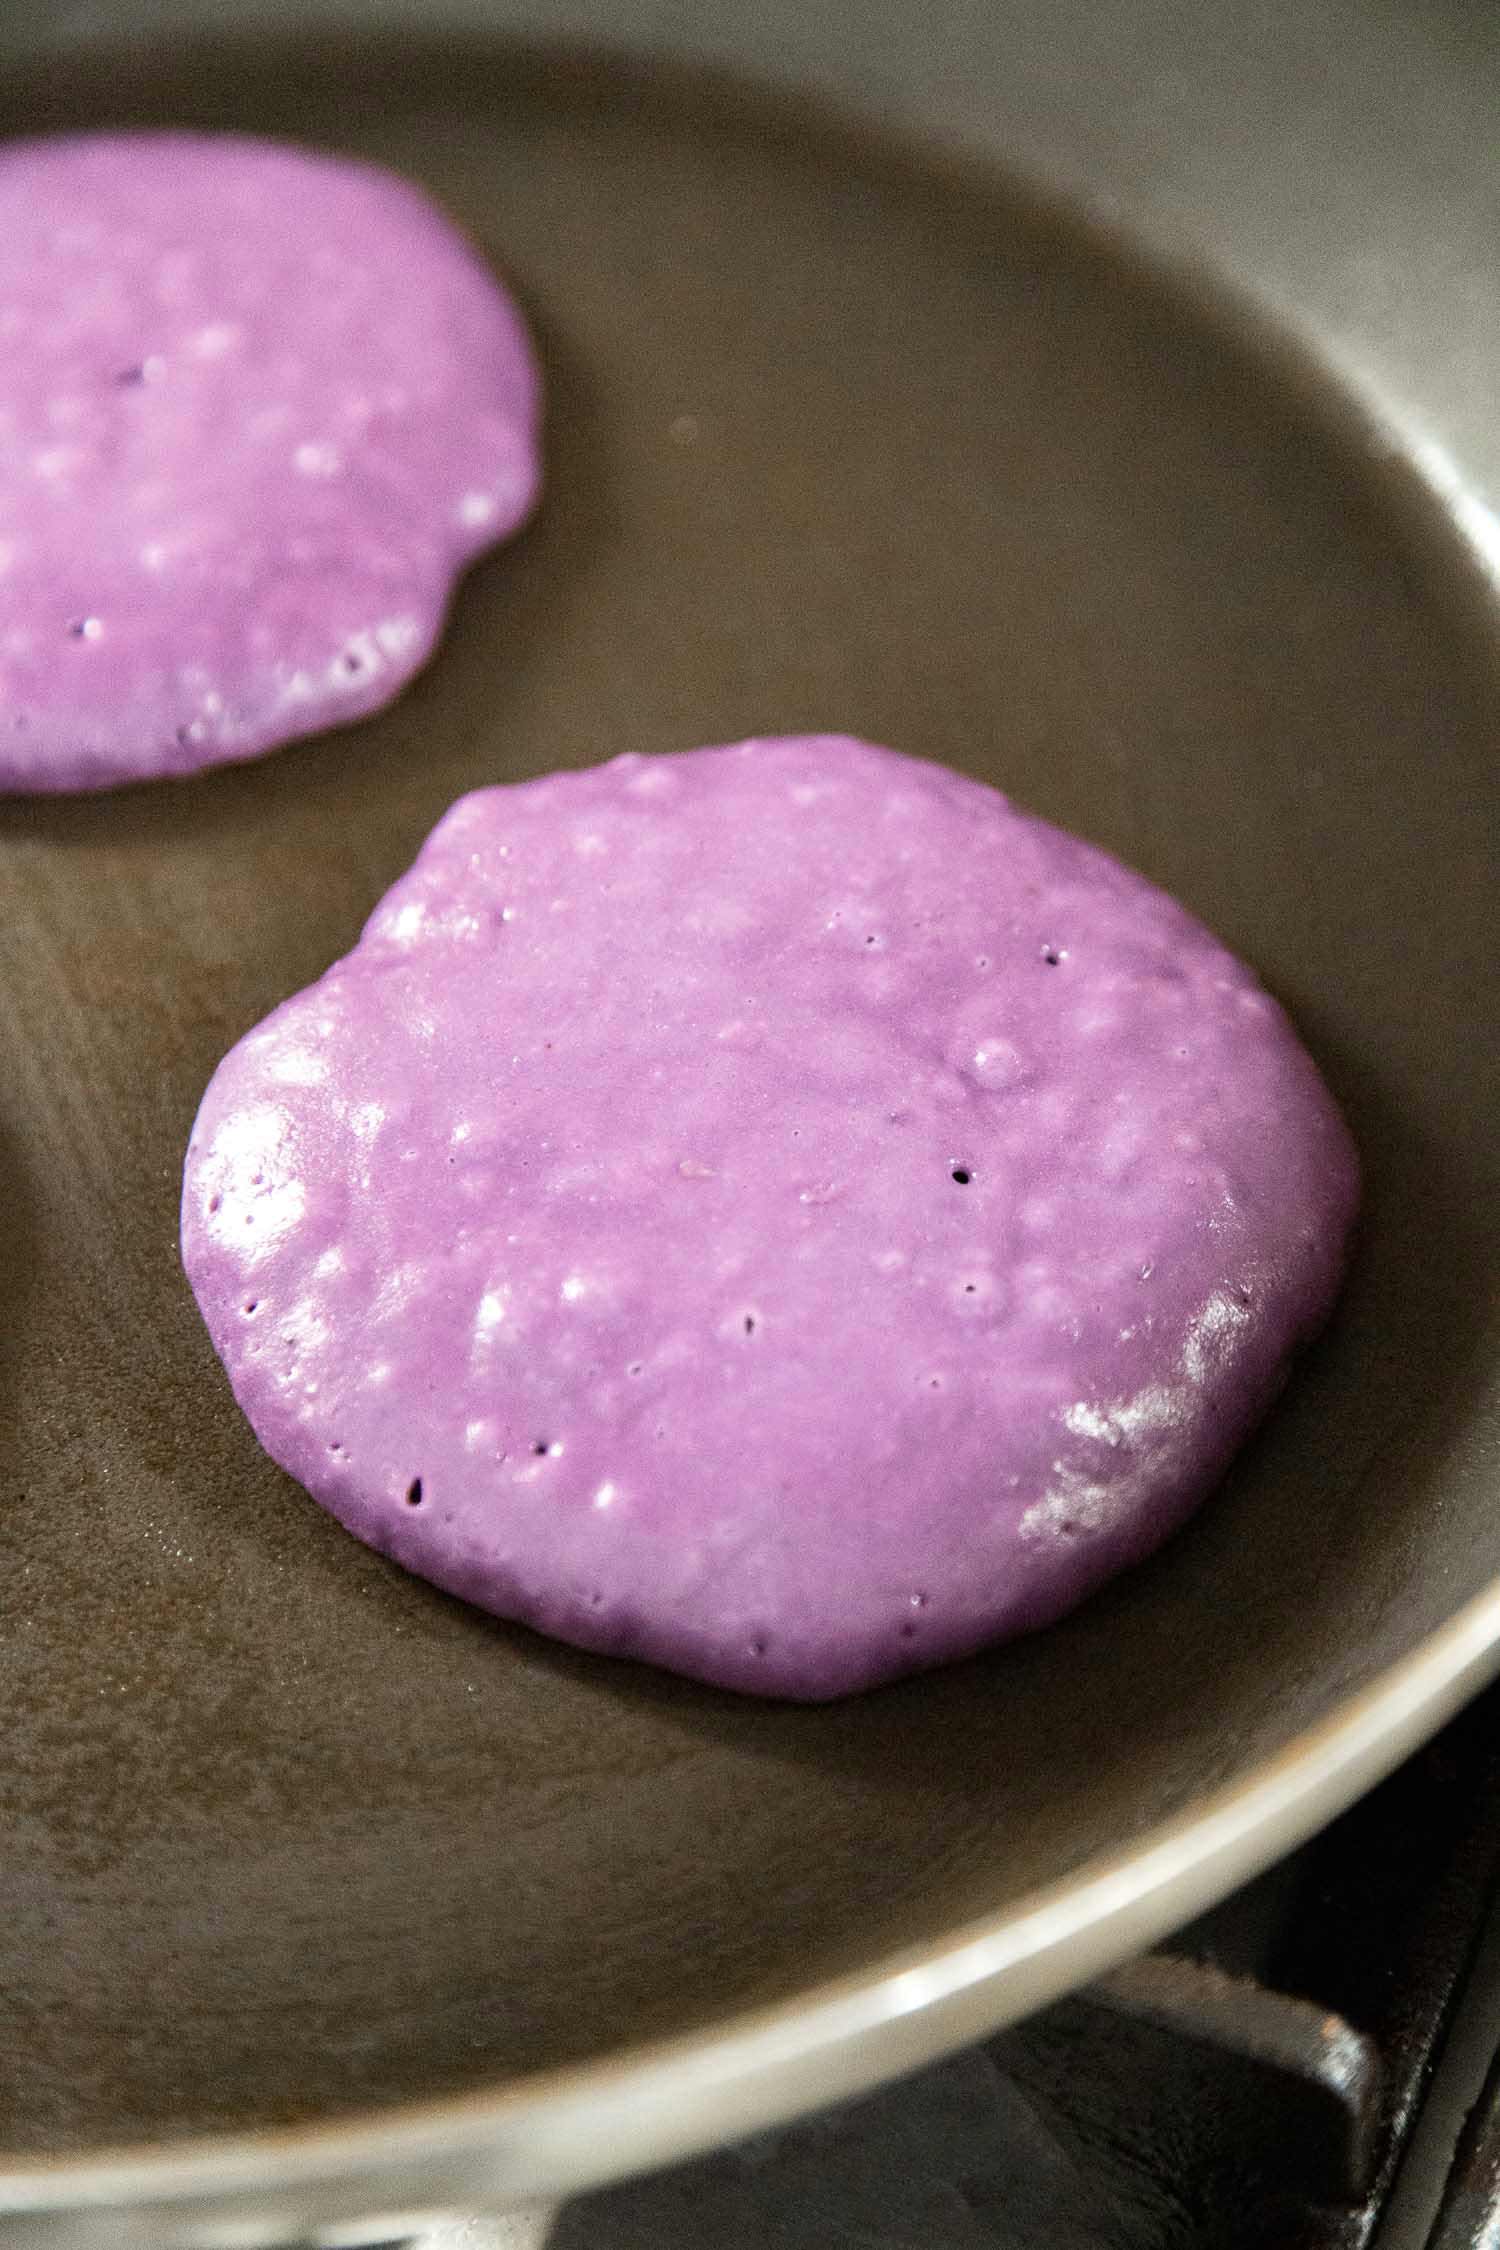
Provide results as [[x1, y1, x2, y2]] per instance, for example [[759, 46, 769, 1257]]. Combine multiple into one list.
[[394, 1680, 1500, 2250]]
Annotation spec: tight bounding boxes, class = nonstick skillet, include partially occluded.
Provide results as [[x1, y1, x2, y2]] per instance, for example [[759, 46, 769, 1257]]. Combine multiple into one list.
[[1, 2, 1497, 2243]]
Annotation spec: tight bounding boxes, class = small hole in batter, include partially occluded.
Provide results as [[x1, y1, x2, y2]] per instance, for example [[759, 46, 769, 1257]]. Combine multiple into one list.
[[951, 1167, 972, 1185], [588, 1591, 604, 1609], [1042, 946, 1064, 966], [207, 1193, 222, 1213], [749, 1637, 768, 1658], [242, 1299, 259, 1316], [627, 1362, 644, 1378], [115, 364, 146, 386], [405, 1478, 424, 1506], [900, 1621, 918, 1641], [743, 1314, 757, 1335], [532, 1441, 550, 1457]]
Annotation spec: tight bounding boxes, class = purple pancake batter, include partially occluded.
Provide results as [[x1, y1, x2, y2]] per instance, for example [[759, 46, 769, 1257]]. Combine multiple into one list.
[[0, 133, 539, 792], [182, 737, 1358, 1699]]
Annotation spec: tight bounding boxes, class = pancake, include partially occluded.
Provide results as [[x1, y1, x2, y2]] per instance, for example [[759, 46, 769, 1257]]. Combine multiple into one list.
[[181, 736, 1358, 1698], [0, 132, 539, 790]]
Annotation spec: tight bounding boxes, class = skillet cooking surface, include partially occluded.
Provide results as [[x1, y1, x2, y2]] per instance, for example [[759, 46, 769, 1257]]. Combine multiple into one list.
[[1, 33, 1497, 2156]]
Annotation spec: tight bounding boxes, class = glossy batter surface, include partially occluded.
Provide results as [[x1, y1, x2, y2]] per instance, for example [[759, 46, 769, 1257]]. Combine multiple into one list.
[[181, 738, 1358, 1697], [0, 133, 539, 790]]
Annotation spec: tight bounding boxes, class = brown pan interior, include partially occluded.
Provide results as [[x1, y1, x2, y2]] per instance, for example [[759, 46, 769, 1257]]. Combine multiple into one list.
[[0, 32, 1497, 2157]]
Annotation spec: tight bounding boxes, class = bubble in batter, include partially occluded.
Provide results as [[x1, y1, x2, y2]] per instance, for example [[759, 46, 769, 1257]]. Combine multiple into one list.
[[181, 737, 1359, 1699], [0, 133, 540, 791]]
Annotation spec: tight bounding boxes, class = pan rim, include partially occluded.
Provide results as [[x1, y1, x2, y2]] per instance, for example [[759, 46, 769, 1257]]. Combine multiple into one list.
[[2, 19, 1499, 2237], [5, 1571, 1500, 2227]]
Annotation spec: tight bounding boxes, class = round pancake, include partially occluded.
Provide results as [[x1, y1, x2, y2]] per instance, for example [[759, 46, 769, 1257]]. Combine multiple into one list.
[[181, 736, 1359, 1698], [0, 132, 539, 791]]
